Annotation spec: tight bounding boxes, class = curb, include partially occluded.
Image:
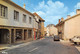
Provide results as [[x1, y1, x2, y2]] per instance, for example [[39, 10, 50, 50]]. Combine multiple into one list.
[[0, 47, 9, 51], [0, 38, 45, 52], [75, 46, 80, 52]]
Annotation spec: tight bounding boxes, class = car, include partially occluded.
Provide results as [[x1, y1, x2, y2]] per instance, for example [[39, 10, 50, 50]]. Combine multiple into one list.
[[70, 36, 80, 45], [53, 35, 60, 41]]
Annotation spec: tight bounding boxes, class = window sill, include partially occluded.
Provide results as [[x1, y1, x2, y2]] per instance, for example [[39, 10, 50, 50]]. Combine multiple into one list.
[[0, 16, 8, 19], [14, 19, 19, 22]]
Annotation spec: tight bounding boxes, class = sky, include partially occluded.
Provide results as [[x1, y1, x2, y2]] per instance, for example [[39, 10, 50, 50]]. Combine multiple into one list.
[[11, 0, 80, 27]]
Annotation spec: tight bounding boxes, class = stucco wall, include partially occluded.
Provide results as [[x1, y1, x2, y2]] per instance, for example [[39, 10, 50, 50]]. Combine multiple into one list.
[[49, 26, 58, 35], [46, 27, 49, 36], [46, 25, 58, 36], [52, 26, 58, 35], [0, 0, 34, 28], [57, 24, 64, 39], [41, 22, 44, 36], [33, 19, 38, 29], [64, 15, 80, 39]]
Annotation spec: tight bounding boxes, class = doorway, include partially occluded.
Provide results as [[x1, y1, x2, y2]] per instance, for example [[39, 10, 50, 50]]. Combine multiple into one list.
[[0, 29, 9, 44]]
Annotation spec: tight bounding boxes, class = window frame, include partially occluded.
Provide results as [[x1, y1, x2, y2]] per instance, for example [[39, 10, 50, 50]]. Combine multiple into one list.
[[29, 17, 32, 24], [14, 10, 19, 21], [0, 4, 8, 19], [23, 14, 26, 23]]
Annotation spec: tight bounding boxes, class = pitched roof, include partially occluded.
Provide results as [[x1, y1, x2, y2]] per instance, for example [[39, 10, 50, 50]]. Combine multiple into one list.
[[56, 13, 80, 26], [33, 13, 45, 22], [3, 0, 34, 16], [64, 13, 80, 22], [47, 24, 55, 27]]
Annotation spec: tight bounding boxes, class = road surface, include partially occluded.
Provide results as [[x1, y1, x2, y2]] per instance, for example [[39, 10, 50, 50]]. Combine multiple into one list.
[[2, 37, 80, 54]]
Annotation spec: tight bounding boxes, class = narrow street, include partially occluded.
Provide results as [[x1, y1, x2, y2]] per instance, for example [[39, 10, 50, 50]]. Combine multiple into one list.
[[4, 37, 80, 54]]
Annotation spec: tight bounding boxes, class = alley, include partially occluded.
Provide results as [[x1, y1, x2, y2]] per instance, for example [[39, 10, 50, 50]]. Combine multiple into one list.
[[2, 37, 80, 54]]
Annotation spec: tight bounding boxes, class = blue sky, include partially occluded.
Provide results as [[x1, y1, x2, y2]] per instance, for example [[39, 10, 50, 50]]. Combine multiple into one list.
[[12, 0, 80, 27]]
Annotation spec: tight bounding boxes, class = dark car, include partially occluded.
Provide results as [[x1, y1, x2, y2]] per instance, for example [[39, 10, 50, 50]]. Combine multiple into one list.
[[53, 35, 60, 41]]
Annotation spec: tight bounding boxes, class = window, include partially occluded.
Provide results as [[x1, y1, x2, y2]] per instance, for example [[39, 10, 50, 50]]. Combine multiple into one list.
[[23, 14, 26, 23], [0, 4, 7, 18], [29, 17, 32, 24], [14, 10, 19, 21]]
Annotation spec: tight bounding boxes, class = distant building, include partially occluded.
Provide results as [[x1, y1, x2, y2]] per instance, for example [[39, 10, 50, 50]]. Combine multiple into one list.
[[56, 9, 80, 40], [44, 27, 47, 36], [46, 24, 58, 36]]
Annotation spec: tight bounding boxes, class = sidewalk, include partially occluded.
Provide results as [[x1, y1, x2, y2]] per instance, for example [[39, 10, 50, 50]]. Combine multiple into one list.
[[60, 39, 72, 46], [75, 46, 80, 52], [60, 39, 80, 52], [0, 42, 27, 51], [0, 38, 45, 52], [0, 44, 10, 51], [60, 39, 70, 42]]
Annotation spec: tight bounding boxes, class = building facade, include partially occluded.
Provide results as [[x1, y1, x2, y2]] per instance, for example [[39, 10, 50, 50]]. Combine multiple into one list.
[[46, 24, 58, 36], [33, 13, 39, 40], [33, 13, 45, 39], [44, 27, 47, 36], [56, 9, 80, 40], [0, 0, 45, 44], [56, 18, 64, 39]]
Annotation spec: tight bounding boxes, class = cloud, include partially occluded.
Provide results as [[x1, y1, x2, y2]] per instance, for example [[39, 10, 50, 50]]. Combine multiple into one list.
[[75, 2, 80, 9], [69, 12, 76, 16], [33, 0, 68, 26], [69, 2, 80, 16], [36, 11, 45, 16]]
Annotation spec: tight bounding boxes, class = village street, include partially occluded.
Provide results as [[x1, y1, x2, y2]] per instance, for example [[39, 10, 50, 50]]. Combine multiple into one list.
[[1, 37, 79, 54]]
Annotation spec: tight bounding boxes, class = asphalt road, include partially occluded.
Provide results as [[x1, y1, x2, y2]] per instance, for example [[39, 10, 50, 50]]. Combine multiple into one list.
[[3, 37, 80, 54]]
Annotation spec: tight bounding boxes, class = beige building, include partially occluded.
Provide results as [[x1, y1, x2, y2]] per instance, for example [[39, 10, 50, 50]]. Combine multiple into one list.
[[46, 24, 58, 36], [33, 13, 45, 38], [56, 9, 80, 40], [44, 27, 47, 36], [0, 0, 40, 44], [33, 13, 39, 40]]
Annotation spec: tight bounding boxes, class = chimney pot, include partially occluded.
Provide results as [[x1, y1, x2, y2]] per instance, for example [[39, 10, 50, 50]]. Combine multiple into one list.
[[76, 9, 80, 14], [23, 4, 26, 9], [59, 19, 60, 23], [61, 17, 64, 22], [67, 15, 70, 18]]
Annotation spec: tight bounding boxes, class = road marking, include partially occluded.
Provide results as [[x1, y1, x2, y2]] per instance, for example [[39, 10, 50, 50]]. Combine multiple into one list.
[[1, 51, 8, 54], [29, 47, 38, 52]]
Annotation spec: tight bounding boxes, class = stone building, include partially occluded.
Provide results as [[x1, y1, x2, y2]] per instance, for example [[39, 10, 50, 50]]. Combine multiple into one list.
[[44, 27, 47, 36], [46, 24, 58, 36], [33, 13, 45, 39], [0, 0, 45, 44], [56, 9, 80, 40], [33, 13, 39, 40]]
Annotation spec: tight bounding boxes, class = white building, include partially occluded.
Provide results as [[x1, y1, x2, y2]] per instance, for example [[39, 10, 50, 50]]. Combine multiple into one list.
[[0, 0, 35, 44]]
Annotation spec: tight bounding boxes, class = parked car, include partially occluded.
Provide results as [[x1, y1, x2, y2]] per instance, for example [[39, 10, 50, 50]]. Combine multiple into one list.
[[70, 36, 80, 45], [53, 35, 60, 41]]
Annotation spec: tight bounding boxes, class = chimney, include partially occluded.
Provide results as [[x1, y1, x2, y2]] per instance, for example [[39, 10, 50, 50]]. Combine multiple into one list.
[[76, 9, 80, 14], [61, 17, 64, 22], [23, 4, 26, 9], [67, 15, 70, 18], [58, 19, 60, 23]]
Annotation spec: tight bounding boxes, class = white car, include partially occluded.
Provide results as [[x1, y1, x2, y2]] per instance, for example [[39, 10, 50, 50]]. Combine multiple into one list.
[[70, 36, 80, 45]]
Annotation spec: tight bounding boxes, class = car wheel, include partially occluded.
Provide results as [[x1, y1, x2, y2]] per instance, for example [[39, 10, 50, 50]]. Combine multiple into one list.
[[74, 42, 77, 45]]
